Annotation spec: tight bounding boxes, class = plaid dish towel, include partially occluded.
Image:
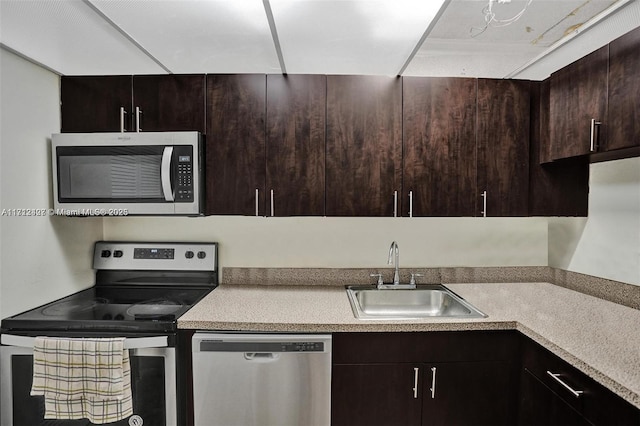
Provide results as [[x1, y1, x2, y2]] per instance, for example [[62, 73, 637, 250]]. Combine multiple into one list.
[[30, 337, 133, 424]]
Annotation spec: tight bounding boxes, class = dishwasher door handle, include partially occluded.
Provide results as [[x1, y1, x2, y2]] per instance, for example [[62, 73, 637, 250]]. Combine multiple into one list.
[[244, 352, 280, 362]]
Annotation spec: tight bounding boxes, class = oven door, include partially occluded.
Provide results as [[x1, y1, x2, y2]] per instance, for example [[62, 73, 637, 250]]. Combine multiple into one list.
[[1, 335, 176, 426]]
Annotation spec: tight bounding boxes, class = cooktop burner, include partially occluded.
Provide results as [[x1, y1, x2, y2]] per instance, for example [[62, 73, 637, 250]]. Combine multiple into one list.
[[41, 298, 109, 316], [126, 299, 184, 319]]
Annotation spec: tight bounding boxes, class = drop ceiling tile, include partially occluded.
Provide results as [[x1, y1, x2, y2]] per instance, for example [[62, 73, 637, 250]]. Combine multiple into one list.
[[0, 0, 165, 75], [90, 0, 281, 74], [406, 0, 618, 77], [270, 0, 446, 75], [403, 39, 543, 77]]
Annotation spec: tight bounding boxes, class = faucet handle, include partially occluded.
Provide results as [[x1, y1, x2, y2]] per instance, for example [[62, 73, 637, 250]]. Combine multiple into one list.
[[370, 273, 384, 287], [409, 273, 423, 286]]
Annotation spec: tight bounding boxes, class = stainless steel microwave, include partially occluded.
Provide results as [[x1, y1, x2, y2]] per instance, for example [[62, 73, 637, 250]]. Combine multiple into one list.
[[51, 132, 203, 216]]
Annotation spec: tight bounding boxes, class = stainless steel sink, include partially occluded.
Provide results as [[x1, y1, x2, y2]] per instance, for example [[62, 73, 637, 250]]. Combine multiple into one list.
[[346, 285, 487, 320]]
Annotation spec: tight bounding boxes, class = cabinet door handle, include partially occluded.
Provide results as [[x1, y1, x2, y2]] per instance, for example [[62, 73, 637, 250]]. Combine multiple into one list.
[[412, 367, 419, 399], [408, 191, 413, 218], [270, 189, 274, 217], [135, 106, 142, 132], [120, 107, 127, 133], [590, 118, 601, 152], [430, 367, 437, 399], [393, 191, 398, 218], [255, 189, 259, 216], [546, 371, 584, 398], [480, 190, 487, 218]]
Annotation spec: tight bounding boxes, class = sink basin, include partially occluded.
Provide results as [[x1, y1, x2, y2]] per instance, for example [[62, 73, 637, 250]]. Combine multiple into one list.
[[346, 285, 487, 320]]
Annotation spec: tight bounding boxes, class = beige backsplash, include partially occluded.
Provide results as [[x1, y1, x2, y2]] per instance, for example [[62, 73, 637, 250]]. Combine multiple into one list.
[[221, 266, 640, 310]]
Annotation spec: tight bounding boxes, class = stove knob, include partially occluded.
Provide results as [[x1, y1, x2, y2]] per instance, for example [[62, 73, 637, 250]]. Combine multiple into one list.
[[197, 251, 206, 259], [185, 250, 194, 259], [101, 250, 111, 258], [114, 314, 124, 321], [113, 250, 123, 258]]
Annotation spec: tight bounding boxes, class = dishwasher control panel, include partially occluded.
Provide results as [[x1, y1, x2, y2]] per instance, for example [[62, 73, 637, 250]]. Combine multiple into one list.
[[284, 342, 324, 352], [199, 341, 325, 352]]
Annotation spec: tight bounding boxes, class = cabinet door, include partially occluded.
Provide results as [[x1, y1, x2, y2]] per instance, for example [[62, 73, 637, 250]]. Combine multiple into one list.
[[519, 369, 590, 426], [132, 74, 205, 133], [61, 76, 132, 132], [477, 79, 530, 217], [422, 362, 517, 426], [403, 77, 477, 217], [549, 46, 608, 159], [529, 80, 589, 216], [607, 26, 640, 151], [206, 74, 266, 215], [326, 76, 402, 216], [332, 364, 422, 426], [266, 74, 325, 216]]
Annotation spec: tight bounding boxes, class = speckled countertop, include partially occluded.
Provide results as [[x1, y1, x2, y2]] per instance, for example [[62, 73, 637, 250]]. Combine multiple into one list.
[[178, 282, 640, 409]]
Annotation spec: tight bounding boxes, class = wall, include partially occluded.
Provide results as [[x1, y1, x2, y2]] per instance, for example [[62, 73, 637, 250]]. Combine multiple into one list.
[[104, 216, 548, 274], [0, 48, 103, 319], [549, 157, 640, 286]]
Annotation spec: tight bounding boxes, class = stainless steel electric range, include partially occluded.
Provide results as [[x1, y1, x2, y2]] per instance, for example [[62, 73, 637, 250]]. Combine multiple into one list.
[[1, 241, 218, 426]]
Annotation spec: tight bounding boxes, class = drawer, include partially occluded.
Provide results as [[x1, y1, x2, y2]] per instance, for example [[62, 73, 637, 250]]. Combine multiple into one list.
[[521, 338, 639, 426], [522, 339, 587, 414], [332, 330, 519, 364]]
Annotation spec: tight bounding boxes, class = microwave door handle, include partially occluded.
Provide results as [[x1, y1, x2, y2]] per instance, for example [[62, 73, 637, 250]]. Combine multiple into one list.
[[161, 146, 175, 202]]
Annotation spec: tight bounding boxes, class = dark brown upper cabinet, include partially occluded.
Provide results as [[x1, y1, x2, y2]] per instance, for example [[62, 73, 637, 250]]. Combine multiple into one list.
[[61, 76, 132, 133], [529, 80, 589, 217], [477, 79, 531, 217], [206, 74, 266, 216], [61, 74, 205, 133], [132, 75, 205, 133], [266, 75, 326, 216], [403, 77, 477, 217], [326, 75, 402, 217], [607, 26, 640, 152], [549, 46, 608, 160]]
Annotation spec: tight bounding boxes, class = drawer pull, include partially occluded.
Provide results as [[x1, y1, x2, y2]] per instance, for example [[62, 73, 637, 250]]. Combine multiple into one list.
[[430, 366, 437, 399], [412, 367, 419, 399], [546, 371, 584, 398]]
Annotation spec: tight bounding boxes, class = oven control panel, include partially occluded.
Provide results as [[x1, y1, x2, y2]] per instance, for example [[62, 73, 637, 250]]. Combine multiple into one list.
[[93, 241, 217, 272]]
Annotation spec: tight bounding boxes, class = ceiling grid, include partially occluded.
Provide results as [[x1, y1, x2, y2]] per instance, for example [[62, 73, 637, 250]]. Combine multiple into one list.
[[0, 0, 638, 78]]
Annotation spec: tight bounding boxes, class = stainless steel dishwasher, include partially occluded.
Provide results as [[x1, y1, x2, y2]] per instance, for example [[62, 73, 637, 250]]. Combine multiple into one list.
[[192, 333, 332, 426]]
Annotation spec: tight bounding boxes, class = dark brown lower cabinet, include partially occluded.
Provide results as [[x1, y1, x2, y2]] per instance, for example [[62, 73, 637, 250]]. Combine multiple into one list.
[[331, 331, 519, 426], [422, 361, 515, 426], [519, 369, 590, 426], [518, 337, 640, 426], [332, 363, 422, 426], [332, 332, 640, 426], [332, 361, 516, 426]]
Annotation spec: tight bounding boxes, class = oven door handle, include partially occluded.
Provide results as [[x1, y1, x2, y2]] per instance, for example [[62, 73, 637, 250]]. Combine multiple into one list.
[[1, 335, 168, 349], [161, 146, 175, 202]]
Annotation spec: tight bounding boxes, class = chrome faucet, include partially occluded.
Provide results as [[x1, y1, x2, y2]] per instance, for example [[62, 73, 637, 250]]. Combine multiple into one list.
[[388, 241, 400, 285]]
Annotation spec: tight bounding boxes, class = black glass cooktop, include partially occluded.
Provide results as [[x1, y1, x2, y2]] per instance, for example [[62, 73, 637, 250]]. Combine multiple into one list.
[[1, 285, 212, 333]]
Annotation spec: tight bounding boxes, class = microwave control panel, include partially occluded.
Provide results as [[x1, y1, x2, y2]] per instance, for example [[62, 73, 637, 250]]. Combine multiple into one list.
[[174, 146, 194, 202]]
